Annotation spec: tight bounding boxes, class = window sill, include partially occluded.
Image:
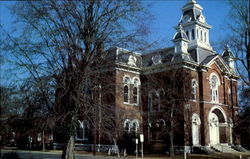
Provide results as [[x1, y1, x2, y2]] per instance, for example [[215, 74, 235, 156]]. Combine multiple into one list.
[[123, 102, 139, 106], [75, 138, 88, 141]]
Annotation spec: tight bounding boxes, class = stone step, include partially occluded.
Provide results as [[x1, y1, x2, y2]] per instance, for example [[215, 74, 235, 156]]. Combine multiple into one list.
[[212, 145, 240, 153]]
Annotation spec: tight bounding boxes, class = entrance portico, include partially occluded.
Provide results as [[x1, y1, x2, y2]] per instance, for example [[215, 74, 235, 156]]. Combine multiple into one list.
[[208, 106, 229, 146]]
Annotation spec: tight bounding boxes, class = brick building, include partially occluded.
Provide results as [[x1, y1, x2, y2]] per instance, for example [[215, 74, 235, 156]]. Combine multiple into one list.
[[56, 0, 240, 153]]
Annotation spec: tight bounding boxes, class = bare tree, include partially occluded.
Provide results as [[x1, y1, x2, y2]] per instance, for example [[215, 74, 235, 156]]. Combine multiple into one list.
[[224, 0, 250, 85], [1, 0, 151, 158], [144, 68, 192, 157]]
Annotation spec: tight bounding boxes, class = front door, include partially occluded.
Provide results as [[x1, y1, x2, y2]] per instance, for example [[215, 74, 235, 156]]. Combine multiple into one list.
[[192, 122, 199, 145], [209, 113, 219, 145]]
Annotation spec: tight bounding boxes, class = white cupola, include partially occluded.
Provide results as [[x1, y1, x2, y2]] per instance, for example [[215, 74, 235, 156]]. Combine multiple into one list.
[[178, 0, 213, 50], [222, 45, 235, 73], [172, 24, 189, 54]]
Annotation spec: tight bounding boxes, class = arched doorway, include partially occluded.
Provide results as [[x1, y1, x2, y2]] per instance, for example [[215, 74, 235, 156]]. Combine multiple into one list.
[[192, 113, 201, 146], [208, 106, 227, 145], [209, 113, 219, 145]]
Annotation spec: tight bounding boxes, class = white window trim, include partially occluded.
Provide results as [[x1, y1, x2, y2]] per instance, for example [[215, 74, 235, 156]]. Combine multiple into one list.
[[131, 119, 139, 133], [148, 90, 159, 112], [157, 88, 165, 111], [132, 77, 141, 106], [191, 79, 198, 101], [124, 119, 131, 133], [76, 120, 89, 141], [210, 73, 220, 103], [123, 75, 131, 104]]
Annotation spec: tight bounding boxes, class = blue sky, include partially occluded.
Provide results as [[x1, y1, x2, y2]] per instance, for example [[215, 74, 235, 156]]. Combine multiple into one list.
[[0, 0, 231, 85], [144, 0, 230, 51], [1, 0, 230, 50]]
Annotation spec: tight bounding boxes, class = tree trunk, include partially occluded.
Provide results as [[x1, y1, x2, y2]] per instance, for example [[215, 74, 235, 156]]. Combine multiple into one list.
[[42, 130, 45, 151], [169, 104, 175, 157], [169, 123, 174, 157], [62, 136, 75, 159]]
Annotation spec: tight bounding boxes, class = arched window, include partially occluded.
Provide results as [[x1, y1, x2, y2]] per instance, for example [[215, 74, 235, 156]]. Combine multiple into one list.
[[76, 120, 89, 140], [228, 88, 231, 104], [123, 76, 131, 103], [192, 114, 201, 145], [152, 91, 159, 111], [158, 89, 165, 111], [131, 119, 139, 133], [192, 79, 198, 100], [133, 87, 138, 104], [124, 119, 131, 132], [124, 85, 129, 103], [210, 74, 219, 103], [132, 78, 140, 105]]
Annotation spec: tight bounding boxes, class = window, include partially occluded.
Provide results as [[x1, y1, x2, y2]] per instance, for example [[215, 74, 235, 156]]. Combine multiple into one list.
[[37, 133, 41, 141], [204, 32, 207, 42], [124, 119, 139, 134], [132, 78, 140, 105], [149, 90, 161, 112], [158, 89, 165, 111], [210, 74, 219, 103], [49, 134, 53, 141], [186, 31, 189, 39], [152, 92, 159, 111], [192, 29, 195, 40], [197, 29, 199, 39], [131, 120, 139, 134], [228, 88, 231, 104], [123, 76, 131, 103], [200, 30, 203, 41], [124, 119, 131, 132], [124, 85, 129, 103], [133, 87, 138, 104], [192, 79, 198, 100], [76, 120, 89, 140]]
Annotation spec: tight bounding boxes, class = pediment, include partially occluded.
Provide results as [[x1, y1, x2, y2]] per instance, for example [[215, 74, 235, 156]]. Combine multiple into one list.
[[205, 55, 231, 74]]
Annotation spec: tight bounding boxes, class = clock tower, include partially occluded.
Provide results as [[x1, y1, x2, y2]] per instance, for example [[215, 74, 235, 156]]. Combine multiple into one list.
[[179, 0, 213, 51]]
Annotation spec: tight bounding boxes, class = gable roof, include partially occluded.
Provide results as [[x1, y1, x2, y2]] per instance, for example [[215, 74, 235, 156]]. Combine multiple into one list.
[[201, 54, 232, 74]]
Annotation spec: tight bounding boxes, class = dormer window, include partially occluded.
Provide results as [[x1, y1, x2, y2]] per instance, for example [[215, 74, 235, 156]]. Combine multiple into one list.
[[210, 74, 219, 103]]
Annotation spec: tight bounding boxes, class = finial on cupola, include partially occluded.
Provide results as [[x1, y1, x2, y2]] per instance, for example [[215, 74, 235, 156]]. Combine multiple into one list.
[[172, 23, 189, 54], [222, 44, 235, 73]]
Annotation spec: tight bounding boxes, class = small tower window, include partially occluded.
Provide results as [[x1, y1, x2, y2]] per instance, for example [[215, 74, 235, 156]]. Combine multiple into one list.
[[204, 32, 207, 42], [200, 30, 203, 41], [192, 29, 195, 40], [186, 31, 189, 39], [197, 29, 199, 40]]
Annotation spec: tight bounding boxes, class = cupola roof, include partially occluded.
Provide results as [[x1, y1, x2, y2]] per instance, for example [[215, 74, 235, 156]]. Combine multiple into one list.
[[173, 24, 189, 41]]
